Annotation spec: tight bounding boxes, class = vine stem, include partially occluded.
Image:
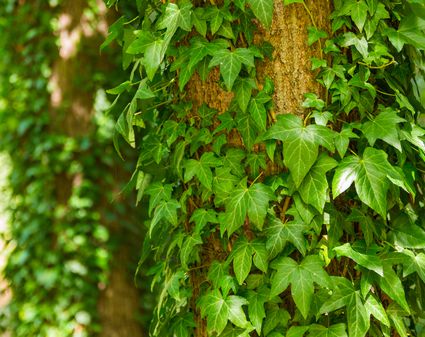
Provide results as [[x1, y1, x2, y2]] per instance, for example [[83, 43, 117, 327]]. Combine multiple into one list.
[[358, 59, 396, 69], [302, 1, 323, 60]]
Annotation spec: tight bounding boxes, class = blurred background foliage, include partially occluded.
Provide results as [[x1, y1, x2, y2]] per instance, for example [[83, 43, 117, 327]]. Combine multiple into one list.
[[0, 0, 151, 336]]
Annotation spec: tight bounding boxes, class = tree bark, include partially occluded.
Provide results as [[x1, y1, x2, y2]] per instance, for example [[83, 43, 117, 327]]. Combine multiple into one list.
[[185, 1, 332, 335]]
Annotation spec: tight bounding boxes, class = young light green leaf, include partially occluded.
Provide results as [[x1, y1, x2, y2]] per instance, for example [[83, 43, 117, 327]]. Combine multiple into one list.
[[227, 296, 250, 329]]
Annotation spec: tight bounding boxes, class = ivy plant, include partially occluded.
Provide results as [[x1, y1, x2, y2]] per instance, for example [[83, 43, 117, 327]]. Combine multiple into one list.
[[106, 0, 425, 336]]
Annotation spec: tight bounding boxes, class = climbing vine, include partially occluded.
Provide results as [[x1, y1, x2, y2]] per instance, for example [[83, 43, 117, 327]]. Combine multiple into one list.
[[107, 0, 425, 336]]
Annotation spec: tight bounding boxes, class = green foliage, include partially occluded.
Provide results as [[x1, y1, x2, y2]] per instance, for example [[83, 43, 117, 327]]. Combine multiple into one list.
[[107, 0, 425, 336], [0, 1, 145, 336]]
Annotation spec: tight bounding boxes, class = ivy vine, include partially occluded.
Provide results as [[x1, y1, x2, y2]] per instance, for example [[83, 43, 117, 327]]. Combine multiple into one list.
[[108, 0, 425, 336]]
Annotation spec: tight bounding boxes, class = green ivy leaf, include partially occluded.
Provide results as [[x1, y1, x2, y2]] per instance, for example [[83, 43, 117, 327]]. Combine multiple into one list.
[[143, 38, 165, 80], [145, 182, 173, 215], [213, 167, 239, 205], [235, 78, 257, 113], [207, 6, 224, 35], [224, 179, 273, 235], [247, 287, 269, 334], [270, 255, 331, 318], [387, 303, 409, 337], [180, 234, 202, 269], [209, 48, 255, 90], [378, 263, 410, 313], [190, 208, 218, 234], [348, 0, 369, 32], [307, 27, 328, 46], [198, 289, 229, 335], [157, 2, 193, 33], [334, 243, 383, 276], [266, 215, 307, 259], [264, 115, 335, 187], [307, 324, 348, 337], [249, 97, 267, 131], [198, 290, 250, 334], [251, 240, 268, 272], [231, 237, 253, 285], [223, 148, 246, 177], [188, 37, 230, 69], [362, 108, 405, 151], [320, 278, 369, 337], [364, 294, 390, 327], [298, 153, 337, 213], [287, 326, 310, 337], [237, 113, 258, 151], [400, 251, 425, 283], [184, 152, 222, 190], [172, 313, 196, 337], [334, 126, 358, 158], [390, 223, 425, 249], [150, 199, 180, 236], [332, 148, 397, 218], [247, 0, 274, 28]]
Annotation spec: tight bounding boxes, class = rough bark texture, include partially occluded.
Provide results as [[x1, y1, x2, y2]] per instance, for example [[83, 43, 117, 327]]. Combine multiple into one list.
[[186, 68, 234, 113], [185, 1, 332, 335], [257, 0, 332, 116], [49, 1, 143, 336]]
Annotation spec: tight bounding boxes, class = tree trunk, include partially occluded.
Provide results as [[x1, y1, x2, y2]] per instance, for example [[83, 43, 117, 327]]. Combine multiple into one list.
[[50, 1, 143, 336], [185, 1, 332, 335]]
